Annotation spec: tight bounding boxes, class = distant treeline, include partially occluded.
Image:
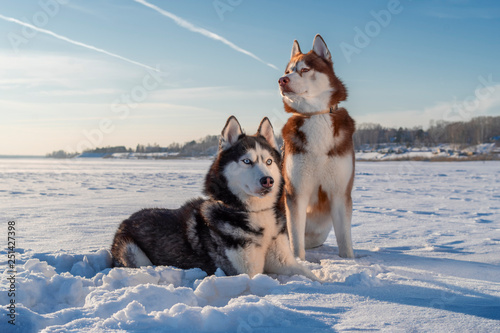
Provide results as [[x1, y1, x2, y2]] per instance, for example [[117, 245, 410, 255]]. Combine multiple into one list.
[[46, 135, 221, 158], [354, 116, 500, 149], [129, 135, 220, 156], [46, 150, 79, 158], [46, 116, 499, 158], [162, 135, 220, 156]]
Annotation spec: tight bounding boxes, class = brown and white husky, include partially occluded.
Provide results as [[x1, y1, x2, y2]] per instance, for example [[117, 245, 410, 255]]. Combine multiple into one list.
[[278, 34, 356, 260]]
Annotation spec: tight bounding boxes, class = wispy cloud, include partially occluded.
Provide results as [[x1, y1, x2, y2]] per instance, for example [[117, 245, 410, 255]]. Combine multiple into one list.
[[0, 53, 131, 89], [134, 0, 278, 71], [35, 88, 122, 97], [0, 13, 159, 72], [148, 86, 276, 101], [355, 84, 500, 128]]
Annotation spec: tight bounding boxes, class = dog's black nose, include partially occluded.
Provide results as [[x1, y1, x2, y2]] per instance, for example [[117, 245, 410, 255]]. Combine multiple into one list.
[[278, 76, 289, 86], [260, 177, 274, 188]]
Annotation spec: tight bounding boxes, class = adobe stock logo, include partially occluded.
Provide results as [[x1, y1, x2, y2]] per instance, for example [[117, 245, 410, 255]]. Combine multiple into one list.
[[7, 0, 69, 53], [213, 0, 244, 21], [442, 74, 498, 122], [340, 0, 410, 63]]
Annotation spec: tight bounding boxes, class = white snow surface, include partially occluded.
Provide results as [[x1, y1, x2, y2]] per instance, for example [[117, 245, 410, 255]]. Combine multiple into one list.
[[1, 158, 500, 332]]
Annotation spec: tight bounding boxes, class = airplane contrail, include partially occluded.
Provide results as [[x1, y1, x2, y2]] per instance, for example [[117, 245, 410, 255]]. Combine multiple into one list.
[[134, 0, 279, 71], [0, 13, 159, 72]]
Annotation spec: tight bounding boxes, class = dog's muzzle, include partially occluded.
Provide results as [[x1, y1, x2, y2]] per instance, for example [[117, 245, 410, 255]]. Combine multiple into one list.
[[278, 76, 293, 93], [259, 176, 274, 195], [260, 176, 274, 188]]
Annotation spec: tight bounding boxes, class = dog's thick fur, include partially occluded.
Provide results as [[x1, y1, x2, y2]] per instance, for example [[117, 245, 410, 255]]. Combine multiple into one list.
[[111, 116, 318, 280], [278, 34, 355, 259]]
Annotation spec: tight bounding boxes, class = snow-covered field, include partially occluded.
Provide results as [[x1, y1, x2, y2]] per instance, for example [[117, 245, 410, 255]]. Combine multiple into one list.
[[1, 158, 499, 332]]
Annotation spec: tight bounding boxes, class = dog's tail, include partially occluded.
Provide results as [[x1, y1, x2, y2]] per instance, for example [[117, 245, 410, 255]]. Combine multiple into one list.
[[111, 233, 152, 268]]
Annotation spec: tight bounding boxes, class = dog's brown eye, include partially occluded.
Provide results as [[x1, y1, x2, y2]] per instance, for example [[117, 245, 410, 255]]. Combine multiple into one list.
[[301, 68, 310, 73]]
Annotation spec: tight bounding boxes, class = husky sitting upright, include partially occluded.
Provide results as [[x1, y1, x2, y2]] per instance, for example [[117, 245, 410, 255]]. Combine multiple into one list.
[[111, 116, 318, 280], [278, 34, 356, 260]]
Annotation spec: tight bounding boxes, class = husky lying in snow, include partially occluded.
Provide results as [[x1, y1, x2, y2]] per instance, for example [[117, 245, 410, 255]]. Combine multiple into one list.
[[278, 34, 356, 260], [111, 116, 318, 280]]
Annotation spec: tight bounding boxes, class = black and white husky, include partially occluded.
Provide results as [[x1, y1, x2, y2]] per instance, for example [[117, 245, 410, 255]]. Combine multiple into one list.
[[111, 116, 318, 280]]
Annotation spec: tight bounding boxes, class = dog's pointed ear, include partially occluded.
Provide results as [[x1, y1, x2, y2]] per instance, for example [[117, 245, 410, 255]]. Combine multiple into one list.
[[312, 34, 331, 63], [291, 39, 302, 58], [220, 116, 243, 150], [257, 117, 278, 150]]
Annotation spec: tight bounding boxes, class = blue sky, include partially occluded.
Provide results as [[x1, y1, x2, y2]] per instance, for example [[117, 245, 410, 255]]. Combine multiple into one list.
[[0, 0, 499, 155]]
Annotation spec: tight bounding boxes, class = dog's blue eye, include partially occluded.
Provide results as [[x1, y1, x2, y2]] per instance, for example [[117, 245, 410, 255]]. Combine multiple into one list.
[[242, 159, 252, 165], [266, 159, 273, 165]]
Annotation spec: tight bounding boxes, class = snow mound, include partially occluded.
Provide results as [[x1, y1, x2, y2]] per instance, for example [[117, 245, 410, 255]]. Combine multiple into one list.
[[344, 271, 382, 287], [0, 250, 318, 333]]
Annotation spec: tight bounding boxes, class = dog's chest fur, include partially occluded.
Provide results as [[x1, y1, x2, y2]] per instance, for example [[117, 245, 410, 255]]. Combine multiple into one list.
[[282, 110, 355, 197], [199, 200, 285, 276], [199, 200, 283, 251], [248, 209, 282, 246], [300, 114, 336, 154]]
